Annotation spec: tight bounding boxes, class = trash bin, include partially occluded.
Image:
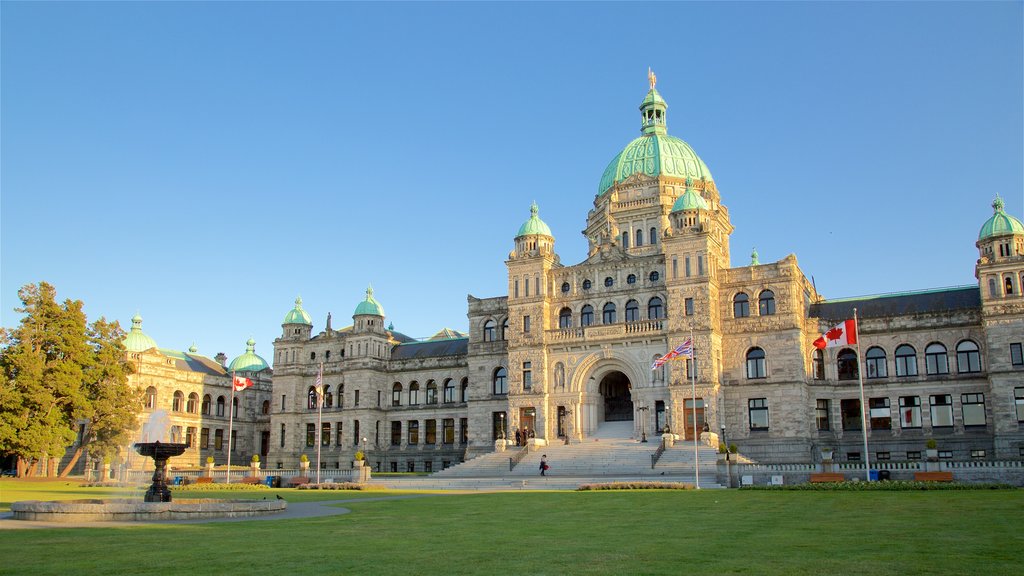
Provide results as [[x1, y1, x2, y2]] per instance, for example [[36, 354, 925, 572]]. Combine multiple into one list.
[[265, 476, 275, 487], [868, 469, 879, 481], [878, 470, 891, 481], [173, 476, 184, 486], [270, 476, 282, 488]]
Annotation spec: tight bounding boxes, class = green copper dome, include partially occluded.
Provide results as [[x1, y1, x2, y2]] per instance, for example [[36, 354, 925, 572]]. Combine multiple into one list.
[[283, 296, 312, 325], [671, 180, 709, 212], [228, 338, 269, 372], [597, 81, 714, 196], [123, 314, 158, 352], [979, 197, 1024, 241], [354, 285, 385, 317], [516, 202, 553, 238]]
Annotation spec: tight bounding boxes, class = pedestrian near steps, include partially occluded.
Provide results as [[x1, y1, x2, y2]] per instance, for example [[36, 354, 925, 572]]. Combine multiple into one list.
[[540, 454, 548, 476]]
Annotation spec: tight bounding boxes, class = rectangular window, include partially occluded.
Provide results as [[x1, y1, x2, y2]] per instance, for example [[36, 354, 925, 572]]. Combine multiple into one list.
[[391, 421, 402, 446], [214, 429, 224, 451], [201, 428, 210, 449], [321, 422, 331, 446], [1011, 343, 1023, 366], [961, 393, 986, 426], [684, 256, 691, 277], [231, 430, 236, 452], [279, 424, 286, 448], [938, 450, 953, 460], [523, 315, 531, 334], [698, 255, 704, 276], [353, 420, 360, 446], [185, 426, 196, 448], [906, 451, 921, 461], [971, 449, 986, 459], [514, 279, 519, 298], [336, 422, 343, 446], [841, 399, 862, 431], [306, 423, 315, 447], [847, 452, 861, 462], [354, 390, 360, 407], [460, 418, 468, 444], [673, 258, 678, 279], [425, 420, 437, 444], [815, 399, 830, 431], [685, 349, 698, 379], [684, 298, 694, 316], [407, 461, 415, 473], [1015, 388, 1024, 422], [929, 394, 953, 427], [876, 452, 891, 461], [869, 397, 891, 430], [281, 394, 286, 411], [377, 390, 381, 407], [748, 398, 769, 430], [408, 421, 419, 445], [424, 460, 433, 473], [525, 276, 530, 297], [443, 418, 455, 445], [899, 396, 921, 428], [523, 362, 532, 390]]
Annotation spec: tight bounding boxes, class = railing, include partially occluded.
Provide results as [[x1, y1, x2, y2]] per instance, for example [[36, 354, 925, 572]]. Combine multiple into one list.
[[547, 319, 665, 343], [651, 443, 666, 469], [508, 445, 530, 471], [120, 467, 364, 485]]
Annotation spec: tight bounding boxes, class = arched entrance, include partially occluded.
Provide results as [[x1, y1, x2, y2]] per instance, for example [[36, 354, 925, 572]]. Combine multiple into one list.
[[599, 371, 633, 422]]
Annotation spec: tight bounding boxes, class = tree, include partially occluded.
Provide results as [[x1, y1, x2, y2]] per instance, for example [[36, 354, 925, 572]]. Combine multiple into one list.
[[0, 282, 139, 477]]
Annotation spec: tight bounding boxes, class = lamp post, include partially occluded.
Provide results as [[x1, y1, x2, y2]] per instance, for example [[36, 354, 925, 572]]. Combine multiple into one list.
[[498, 413, 506, 440], [721, 425, 728, 461], [637, 406, 649, 443]]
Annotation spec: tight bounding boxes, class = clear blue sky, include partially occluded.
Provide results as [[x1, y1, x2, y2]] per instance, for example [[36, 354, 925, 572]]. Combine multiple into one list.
[[2, 1, 1022, 362]]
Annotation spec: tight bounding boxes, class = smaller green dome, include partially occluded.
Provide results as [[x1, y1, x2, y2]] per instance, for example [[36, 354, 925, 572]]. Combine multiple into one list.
[[979, 196, 1024, 241], [516, 202, 553, 238], [671, 181, 709, 212], [123, 314, 158, 352], [354, 285, 385, 317], [284, 296, 312, 325], [228, 338, 269, 373], [750, 247, 760, 266]]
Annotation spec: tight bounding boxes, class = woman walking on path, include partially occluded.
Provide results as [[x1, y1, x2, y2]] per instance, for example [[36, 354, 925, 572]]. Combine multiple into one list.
[[540, 454, 548, 476]]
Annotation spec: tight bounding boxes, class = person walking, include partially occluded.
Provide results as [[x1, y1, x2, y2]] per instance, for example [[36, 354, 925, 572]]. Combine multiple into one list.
[[540, 454, 548, 476]]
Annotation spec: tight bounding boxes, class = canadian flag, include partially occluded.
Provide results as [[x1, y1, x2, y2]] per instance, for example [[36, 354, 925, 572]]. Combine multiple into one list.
[[232, 375, 254, 391], [813, 319, 858, 349]]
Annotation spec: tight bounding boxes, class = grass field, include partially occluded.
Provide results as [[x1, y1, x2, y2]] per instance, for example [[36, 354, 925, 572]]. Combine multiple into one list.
[[1, 480, 1021, 575]]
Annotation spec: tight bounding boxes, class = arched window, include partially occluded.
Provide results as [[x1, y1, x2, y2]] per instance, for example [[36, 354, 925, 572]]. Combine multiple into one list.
[[895, 344, 918, 376], [145, 387, 158, 409], [172, 391, 184, 412], [624, 300, 640, 322], [262, 400, 270, 415], [187, 393, 199, 413], [627, 274, 637, 285], [650, 227, 657, 245], [409, 381, 420, 405], [758, 290, 776, 316], [558, 307, 573, 329], [988, 278, 998, 297], [201, 394, 211, 415], [493, 367, 508, 395], [622, 231, 630, 248], [837, 348, 859, 380], [216, 396, 226, 417], [925, 343, 949, 375], [865, 346, 887, 378], [325, 385, 334, 408], [734, 293, 750, 318], [1005, 276, 1015, 295], [602, 302, 616, 324], [812, 349, 825, 380], [636, 229, 643, 246], [392, 383, 402, 406], [426, 380, 438, 404], [604, 276, 614, 288], [443, 379, 456, 403], [307, 387, 318, 410], [483, 319, 496, 342], [581, 305, 594, 327], [956, 340, 981, 373], [649, 271, 660, 282], [460, 378, 469, 402], [648, 297, 664, 319], [501, 318, 509, 340], [746, 348, 767, 379]]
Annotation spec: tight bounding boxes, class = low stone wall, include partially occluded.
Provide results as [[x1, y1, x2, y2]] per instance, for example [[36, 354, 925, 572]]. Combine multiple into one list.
[[11, 498, 287, 522], [720, 460, 1024, 487]]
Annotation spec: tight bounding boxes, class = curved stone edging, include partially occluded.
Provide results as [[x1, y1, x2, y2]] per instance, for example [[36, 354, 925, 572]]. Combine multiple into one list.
[[10, 498, 286, 523]]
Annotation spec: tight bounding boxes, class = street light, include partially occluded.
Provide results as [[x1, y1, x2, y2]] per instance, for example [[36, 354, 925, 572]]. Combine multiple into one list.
[[721, 425, 728, 461], [637, 406, 649, 443], [498, 413, 506, 440]]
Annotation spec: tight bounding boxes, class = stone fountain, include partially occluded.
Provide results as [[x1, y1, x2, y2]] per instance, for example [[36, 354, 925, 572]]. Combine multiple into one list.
[[134, 441, 188, 502]]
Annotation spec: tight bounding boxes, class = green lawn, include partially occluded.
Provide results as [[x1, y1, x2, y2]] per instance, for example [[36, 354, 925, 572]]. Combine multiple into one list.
[[1, 481, 1021, 575]]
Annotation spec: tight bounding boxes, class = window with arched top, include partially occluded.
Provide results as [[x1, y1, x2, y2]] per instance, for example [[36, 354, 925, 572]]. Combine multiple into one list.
[[324, 385, 333, 408], [232, 397, 238, 418], [895, 344, 918, 376], [649, 271, 660, 282], [501, 318, 509, 340], [216, 396, 226, 417], [988, 278, 998, 297], [187, 393, 199, 413], [837, 348, 858, 380], [172, 391, 184, 412], [409, 381, 420, 405], [561, 282, 570, 293], [734, 293, 750, 318], [443, 379, 456, 403], [650, 227, 657, 245], [460, 378, 469, 402], [604, 276, 614, 288], [812, 349, 825, 380], [652, 355, 665, 382], [581, 305, 594, 327], [583, 279, 592, 290], [493, 367, 508, 395], [392, 382, 402, 406], [622, 231, 630, 248], [925, 343, 949, 375], [624, 300, 640, 322], [602, 302, 616, 324], [262, 400, 270, 415], [426, 381, 438, 404], [1005, 276, 1015, 295], [483, 319, 496, 342], [648, 297, 664, 319], [956, 340, 981, 373], [758, 290, 776, 316], [145, 387, 158, 410], [636, 229, 643, 246], [558, 307, 573, 329], [201, 394, 211, 415], [307, 387, 318, 410], [865, 346, 887, 378], [746, 348, 767, 379]]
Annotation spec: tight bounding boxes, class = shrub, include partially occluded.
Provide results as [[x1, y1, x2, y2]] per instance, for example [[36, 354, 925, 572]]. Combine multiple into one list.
[[728, 443, 738, 454], [926, 439, 938, 449], [172, 482, 270, 491], [299, 454, 309, 463], [718, 443, 727, 454], [354, 451, 365, 461], [297, 482, 377, 491], [577, 481, 695, 491], [206, 456, 215, 464], [251, 454, 260, 463]]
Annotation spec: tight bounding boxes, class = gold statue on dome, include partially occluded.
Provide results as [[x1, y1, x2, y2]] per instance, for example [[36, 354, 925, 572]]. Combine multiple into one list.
[[648, 67, 657, 90]]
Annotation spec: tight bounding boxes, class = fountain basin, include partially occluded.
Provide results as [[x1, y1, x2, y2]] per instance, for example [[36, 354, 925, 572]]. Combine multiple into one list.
[[10, 498, 286, 522]]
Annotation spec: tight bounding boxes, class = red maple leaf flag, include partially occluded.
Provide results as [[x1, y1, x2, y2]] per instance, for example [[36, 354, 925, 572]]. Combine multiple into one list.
[[813, 319, 858, 349], [232, 375, 254, 391]]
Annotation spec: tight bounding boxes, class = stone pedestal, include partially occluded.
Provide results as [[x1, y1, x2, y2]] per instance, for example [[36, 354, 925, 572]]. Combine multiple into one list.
[[662, 434, 675, 449], [494, 440, 507, 452]]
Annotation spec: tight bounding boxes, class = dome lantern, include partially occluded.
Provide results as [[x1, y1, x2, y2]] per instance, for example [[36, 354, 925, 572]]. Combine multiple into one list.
[[228, 337, 269, 373], [354, 285, 385, 317]]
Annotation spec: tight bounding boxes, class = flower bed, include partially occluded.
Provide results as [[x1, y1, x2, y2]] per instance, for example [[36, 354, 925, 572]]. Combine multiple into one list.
[[577, 481, 695, 491], [296, 482, 375, 491]]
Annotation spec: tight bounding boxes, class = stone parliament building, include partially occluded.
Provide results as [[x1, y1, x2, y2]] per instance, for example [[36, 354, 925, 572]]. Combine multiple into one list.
[[123, 78, 1024, 475]]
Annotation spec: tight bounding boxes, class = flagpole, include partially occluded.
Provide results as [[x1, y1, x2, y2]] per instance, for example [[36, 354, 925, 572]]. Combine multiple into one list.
[[854, 308, 871, 481], [227, 371, 235, 485], [316, 362, 323, 485], [691, 328, 699, 489]]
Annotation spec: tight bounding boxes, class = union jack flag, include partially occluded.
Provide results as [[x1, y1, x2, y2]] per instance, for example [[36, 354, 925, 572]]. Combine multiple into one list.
[[651, 338, 693, 370]]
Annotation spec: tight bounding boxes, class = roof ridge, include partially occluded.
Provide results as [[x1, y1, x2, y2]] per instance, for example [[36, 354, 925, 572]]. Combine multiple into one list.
[[820, 285, 977, 303]]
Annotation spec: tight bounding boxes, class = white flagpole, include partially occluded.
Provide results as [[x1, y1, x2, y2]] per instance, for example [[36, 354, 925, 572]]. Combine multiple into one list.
[[854, 308, 871, 481], [227, 371, 235, 484], [316, 362, 323, 485], [691, 329, 699, 489]]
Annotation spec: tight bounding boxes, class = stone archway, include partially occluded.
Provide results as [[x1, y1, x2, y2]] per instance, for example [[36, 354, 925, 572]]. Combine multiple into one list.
[[599, 371, 633, 422]]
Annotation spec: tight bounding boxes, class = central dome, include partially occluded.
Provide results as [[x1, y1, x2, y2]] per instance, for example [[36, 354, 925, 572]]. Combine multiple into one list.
[[597, 80, 714, 196]]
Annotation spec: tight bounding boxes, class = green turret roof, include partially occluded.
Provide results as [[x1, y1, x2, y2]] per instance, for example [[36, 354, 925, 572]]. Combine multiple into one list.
[[516, 202, 553, 238], [228, 338, 269, 373], [283, 296, 313, 325], [354, 285, 385, 317], [671, 180, 709, 212], [123, 314, 158, 352], [978, 196, 1024, 241]]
